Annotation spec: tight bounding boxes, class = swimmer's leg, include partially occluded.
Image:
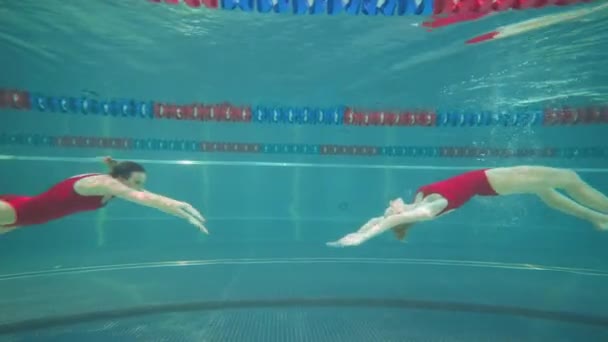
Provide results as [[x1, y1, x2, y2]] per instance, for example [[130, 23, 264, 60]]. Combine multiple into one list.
[[537, 189, 608, 230], [490, 166, 608, 214], [556, 171, 608, 215], [0, 199, 16, 227]]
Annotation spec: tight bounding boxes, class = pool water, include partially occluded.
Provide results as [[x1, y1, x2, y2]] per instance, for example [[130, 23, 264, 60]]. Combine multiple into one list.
[[1, 1, 608, 341]]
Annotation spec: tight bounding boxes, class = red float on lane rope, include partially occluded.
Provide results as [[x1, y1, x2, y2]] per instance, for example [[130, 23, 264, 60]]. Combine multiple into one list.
[[0, 90, 30, 110]]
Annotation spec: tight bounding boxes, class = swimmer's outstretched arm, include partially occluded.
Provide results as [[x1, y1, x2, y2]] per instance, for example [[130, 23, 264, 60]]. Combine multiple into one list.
[[140, 189, 206, 227], [327, 206, 434, 248], [89, 176, 208, 233]]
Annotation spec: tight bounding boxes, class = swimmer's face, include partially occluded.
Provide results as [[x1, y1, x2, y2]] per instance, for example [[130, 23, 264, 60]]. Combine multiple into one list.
[[124, 172, 147, 190]]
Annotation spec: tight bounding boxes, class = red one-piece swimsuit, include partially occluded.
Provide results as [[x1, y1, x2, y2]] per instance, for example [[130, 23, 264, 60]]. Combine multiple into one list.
[[415, 169, 498, 215], [0, 174, 109, 227]]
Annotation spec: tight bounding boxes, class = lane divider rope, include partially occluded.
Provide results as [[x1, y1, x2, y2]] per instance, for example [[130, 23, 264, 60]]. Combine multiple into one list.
[[2, 89, 606, 127], [1, 133, 606, 159]]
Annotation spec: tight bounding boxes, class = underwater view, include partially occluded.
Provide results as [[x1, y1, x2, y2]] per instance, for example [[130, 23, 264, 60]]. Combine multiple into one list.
[[1, 0, 608, 341]]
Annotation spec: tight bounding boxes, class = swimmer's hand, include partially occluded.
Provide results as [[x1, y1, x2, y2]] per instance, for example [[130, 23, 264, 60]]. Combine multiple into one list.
[[326, 232, 367, 247], [172, 201, 208, 234], [327, 216, 407, 247], [328, 204, 431, 247], [385, 198, 407, 217], [187, 216, 208, 234], [0, 226, 18, 235], [327, 217, 384, 247]]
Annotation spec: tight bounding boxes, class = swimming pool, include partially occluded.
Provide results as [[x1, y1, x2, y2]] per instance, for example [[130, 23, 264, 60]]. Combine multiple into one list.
[[1, 0, 608, 341]]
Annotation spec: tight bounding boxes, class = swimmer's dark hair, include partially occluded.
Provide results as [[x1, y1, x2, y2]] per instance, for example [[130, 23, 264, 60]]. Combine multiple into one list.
[[103, 157, 145, 179]]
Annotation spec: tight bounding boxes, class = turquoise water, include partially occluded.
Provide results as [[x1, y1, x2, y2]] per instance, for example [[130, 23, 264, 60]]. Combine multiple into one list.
[[1, 1, 608, 341]]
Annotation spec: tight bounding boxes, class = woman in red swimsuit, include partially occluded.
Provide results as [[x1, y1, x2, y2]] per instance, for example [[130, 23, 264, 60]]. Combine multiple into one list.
[[0, 157, 207, 234], [328, 166, 608, 247]]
